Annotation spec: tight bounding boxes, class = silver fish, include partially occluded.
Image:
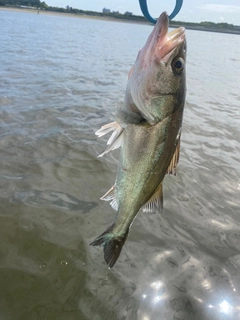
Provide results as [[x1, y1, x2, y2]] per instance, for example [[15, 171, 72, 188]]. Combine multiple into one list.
[[91, 12, 186, 268]]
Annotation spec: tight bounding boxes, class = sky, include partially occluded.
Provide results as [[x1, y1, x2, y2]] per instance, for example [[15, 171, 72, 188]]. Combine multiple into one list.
[[45, 0, 240, 25]]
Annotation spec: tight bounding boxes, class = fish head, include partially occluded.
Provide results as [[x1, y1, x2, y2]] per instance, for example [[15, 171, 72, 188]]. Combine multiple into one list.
[[127, 12, 186, 123]]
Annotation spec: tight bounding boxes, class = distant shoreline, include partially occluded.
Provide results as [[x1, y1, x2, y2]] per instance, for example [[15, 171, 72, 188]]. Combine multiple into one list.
[[1, 6, 240, 35], [0, 6, 150, 24]]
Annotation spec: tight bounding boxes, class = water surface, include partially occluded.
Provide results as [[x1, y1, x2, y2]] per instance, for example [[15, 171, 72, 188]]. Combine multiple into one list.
[[0, 9, 240, 320]]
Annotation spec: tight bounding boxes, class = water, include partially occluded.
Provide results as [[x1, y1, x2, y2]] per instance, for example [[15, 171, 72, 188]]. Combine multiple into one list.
[[0, 9, 240, 320]]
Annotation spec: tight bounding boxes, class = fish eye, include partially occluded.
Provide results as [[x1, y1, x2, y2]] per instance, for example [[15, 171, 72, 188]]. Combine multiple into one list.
[[174, 60, 182, 69], [172, 57, 184, 75]]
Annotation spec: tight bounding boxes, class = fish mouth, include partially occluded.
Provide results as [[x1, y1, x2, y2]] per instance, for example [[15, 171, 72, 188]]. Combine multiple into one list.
[[142, 12, 185, 64]]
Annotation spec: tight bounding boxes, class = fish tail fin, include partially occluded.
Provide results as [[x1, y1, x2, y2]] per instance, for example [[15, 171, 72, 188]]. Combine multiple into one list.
[[90, 223, 128, 268]]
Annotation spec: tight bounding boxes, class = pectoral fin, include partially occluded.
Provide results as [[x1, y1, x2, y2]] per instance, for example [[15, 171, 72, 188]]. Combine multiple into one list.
[[95, 122, 124, 157], [142, 183, 163, 213], [128, 66, 134, 79], [95, 111, 144, 157], [166, 130, 181, 175]]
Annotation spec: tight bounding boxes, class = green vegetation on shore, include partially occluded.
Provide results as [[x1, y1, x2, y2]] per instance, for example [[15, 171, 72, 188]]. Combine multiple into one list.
[[1, 0, 240, 34], [0, 0, 48, 8]]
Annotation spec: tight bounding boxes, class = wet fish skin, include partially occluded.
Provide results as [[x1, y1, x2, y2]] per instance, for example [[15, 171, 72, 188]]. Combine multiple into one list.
[[91, 12, 186, 268]]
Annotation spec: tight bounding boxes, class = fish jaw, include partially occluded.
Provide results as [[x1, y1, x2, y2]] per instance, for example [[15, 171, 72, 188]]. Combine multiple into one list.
[[160, 27, 185, 62], [139, 11, 185, 67]]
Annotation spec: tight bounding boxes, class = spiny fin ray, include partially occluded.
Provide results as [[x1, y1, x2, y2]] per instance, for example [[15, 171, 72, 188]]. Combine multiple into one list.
[[100, 185, 115, 201], [142, 183, 163, 213], [101, 185, 118, 211]]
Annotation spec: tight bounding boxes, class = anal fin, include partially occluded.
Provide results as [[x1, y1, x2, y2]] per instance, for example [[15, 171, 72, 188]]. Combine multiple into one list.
[[142, 183, 163, 213], [100, 185, 118, 211]]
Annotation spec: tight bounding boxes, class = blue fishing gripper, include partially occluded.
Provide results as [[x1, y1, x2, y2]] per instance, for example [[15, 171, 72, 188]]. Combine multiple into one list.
[[139, 0, 183, 23]]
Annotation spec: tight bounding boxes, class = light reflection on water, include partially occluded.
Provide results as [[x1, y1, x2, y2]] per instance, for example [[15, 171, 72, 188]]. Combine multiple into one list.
[[0, 8, 240, 320]]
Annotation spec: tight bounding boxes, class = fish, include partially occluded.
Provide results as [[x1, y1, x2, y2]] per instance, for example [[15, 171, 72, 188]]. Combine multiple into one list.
[[90, 12, 186, 268]]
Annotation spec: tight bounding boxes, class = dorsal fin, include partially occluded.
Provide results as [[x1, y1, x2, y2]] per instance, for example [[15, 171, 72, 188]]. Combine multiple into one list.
[[166, 129, 181, 175], [142, 183, 163, 213]]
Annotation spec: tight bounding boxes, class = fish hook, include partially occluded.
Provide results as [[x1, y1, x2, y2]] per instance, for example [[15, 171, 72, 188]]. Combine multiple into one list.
[[139, 0, 183, 23]]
